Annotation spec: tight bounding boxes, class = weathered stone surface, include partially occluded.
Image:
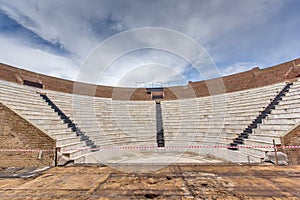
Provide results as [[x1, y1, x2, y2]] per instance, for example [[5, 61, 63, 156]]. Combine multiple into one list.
[[0, 165, 299, 199], [57, 152, 72, 166], [264, 151, 288, 165]]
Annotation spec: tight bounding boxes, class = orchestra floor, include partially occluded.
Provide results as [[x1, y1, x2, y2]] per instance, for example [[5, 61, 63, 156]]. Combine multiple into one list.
[[0, 164, 299, 199]]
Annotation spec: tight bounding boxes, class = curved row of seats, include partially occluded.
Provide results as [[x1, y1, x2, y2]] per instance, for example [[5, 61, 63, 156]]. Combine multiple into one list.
[[238, 81, 300, 159], [0, 80, 89, 161], [0, 78, 298, 163], [46, 91, 157, 149], [161, 82, 286, 162]]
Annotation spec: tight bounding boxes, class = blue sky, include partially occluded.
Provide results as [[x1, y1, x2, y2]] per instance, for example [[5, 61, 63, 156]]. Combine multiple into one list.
[[0, 0, 299, 87]]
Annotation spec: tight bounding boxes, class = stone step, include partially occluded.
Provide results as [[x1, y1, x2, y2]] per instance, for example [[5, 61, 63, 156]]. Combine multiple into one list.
[[252, 129, 286, 136], [59, 141, 88, 151], [257, 124, 293, 130], [262, 118, 298, 125], [56, 137, 81, 146], [209, 148, 263, 163]]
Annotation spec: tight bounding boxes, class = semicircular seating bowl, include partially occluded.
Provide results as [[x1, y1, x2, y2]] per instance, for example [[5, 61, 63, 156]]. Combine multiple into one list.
[[1, 78, 299, 164]]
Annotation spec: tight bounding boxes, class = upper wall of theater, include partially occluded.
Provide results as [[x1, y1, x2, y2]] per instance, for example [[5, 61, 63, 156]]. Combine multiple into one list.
[[0, 58, 300, 100]]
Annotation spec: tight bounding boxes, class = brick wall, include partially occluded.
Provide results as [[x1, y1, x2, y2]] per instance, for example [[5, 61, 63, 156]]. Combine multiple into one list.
[[0, 58, 300, 100], [280, 125, 300, 165], [188, 58, 300, 98], [0, 103, 55, 167]]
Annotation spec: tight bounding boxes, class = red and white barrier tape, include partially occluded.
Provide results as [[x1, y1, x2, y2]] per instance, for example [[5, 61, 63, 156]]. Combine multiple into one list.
[[0, 145, 299, 152]]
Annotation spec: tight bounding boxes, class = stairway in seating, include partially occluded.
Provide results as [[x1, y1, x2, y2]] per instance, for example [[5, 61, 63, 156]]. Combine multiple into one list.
[[156, 101, 165, 147], [228, 82, 293, 150], [40, 94, 98, 151]]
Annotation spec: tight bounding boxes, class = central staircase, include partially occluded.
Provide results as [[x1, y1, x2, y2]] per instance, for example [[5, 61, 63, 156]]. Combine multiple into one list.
[[156, 101, 165, 147]]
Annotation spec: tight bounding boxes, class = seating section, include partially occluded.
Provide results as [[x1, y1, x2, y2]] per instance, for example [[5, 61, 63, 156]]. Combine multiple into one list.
[[161, 82, 286, 161], [1, 77, 299, 164], [46, 91, 157, 149], [0, 80, 157, 163], [239, 80, 300, 159], [0, 80, 89, 161]]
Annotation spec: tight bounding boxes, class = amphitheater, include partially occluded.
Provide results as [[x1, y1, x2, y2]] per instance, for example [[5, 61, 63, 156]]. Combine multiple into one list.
[[0, 59, 300, 199]]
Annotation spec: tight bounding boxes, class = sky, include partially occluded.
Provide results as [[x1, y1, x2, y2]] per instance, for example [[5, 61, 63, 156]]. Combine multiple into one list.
[[0, 0, 299, 87]]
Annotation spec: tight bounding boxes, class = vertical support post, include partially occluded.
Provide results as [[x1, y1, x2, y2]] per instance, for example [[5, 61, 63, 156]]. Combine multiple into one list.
[[38, 150, 43, 160], [280, 136, 285, 154], [54, 147, 58, 166], [273, 139, 278, 166]]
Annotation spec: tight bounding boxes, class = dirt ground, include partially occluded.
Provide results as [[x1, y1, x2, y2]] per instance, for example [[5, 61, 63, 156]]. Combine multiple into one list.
[[0, 164, 299, 199]]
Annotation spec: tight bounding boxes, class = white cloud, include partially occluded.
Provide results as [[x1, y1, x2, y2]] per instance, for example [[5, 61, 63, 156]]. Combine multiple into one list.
[[0, 0, 298, 87], [220, 62, 258, 77], [0, 1, 110, 57], [98, 49, 189, 87], [0, 35, 78, 79], [115, 64, 186, 87], [1, 0, 285, 55]]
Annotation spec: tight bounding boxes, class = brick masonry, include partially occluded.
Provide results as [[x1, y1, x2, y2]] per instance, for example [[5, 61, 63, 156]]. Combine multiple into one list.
[[0, 103, 55, 167], [280, 126, 300, 165], [1, 58, 300, 100]]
